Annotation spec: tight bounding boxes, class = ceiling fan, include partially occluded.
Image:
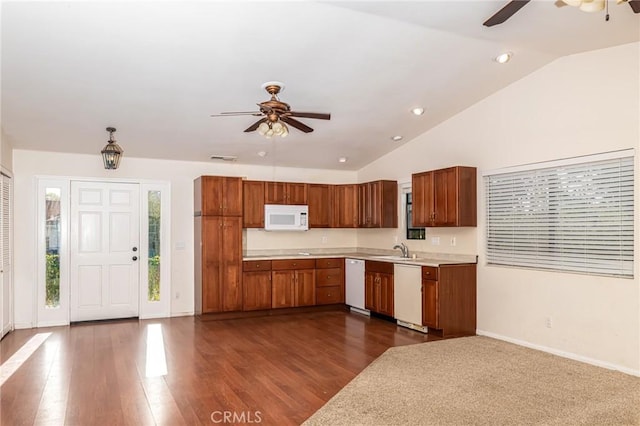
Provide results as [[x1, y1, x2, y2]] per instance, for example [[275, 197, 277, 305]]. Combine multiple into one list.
[[211, 82, 331, 138], [483, 0, 640, 27]]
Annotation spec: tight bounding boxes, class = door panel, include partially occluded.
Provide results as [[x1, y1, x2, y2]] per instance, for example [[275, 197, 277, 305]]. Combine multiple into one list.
[[71, 182, 140, 321]]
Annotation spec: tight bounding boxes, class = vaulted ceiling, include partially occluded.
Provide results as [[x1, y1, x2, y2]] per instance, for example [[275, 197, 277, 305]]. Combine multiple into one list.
[[2, 1, 638, 170]]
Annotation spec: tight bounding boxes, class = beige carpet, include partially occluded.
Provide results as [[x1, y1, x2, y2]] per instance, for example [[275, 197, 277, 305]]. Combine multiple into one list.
[[303, 336, 640, 426]]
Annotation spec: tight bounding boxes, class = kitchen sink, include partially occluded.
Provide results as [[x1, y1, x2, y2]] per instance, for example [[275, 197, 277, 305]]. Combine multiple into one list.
[[371, 255, 420, 261]]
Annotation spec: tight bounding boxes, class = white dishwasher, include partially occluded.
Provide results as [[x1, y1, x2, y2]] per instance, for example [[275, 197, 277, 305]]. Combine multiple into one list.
[[394, 264, 427, 333], [345, 258, 369, 316]]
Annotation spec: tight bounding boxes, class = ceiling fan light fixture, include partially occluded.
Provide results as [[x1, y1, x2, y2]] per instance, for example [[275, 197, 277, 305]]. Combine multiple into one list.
[[580, 0, 605, 11]]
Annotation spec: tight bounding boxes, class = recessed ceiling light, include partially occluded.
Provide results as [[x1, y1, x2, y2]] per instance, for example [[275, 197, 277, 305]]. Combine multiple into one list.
[[391, 135, 403, 142], [338, 157, 348, 163], [257, 151, 267, 157], [411, 107, 425, 116], [495, 52, 512, 64]]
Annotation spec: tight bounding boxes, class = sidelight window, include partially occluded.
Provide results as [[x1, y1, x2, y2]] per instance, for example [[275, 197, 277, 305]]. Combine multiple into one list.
[[148, 190, 161, 302], [45, 188, 61, 308]]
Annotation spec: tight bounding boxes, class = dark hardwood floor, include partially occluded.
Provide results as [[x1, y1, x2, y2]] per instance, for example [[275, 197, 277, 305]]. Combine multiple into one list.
[[0, 310, 441, 425]]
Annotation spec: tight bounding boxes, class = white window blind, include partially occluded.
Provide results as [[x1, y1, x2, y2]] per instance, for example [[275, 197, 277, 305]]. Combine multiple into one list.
[[485, 155, 634, 277]]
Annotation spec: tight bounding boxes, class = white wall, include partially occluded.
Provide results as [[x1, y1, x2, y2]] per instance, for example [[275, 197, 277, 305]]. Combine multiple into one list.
[[0, 128, 14, 172], [358, 42, 640, 374], [12, 149, 356, 326]]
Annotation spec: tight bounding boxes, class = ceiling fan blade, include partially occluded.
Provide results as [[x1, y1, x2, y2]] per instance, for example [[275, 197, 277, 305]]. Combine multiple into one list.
[[288, 111, 331, 120], [629, 0, 640, 13], [244, 118, 267, 132], [211, 111, 262, 117], [483, 0, 531, 27], [280, 116, 314, 133]]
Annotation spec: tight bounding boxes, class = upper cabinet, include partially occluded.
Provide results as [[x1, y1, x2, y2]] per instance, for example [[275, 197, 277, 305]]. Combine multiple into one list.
[[194, 176, 243, 217], [331, 184, 359, 228], [358, 180, 398, 228], [265, 182, 308, 205], [412, 166, 476, 227], [308, 184, 331, 228], [243, 180, 265, 228]]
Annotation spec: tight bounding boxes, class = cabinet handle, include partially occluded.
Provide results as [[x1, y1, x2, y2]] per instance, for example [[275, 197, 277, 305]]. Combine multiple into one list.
[[256, 264, 260, 268]]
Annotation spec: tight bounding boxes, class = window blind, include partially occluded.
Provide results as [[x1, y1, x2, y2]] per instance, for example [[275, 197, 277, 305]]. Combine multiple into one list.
[[485, 155, 634, 277]]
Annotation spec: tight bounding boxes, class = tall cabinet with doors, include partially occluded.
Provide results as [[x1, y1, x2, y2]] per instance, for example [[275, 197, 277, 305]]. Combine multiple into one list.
[[194, 176, 243, 314]]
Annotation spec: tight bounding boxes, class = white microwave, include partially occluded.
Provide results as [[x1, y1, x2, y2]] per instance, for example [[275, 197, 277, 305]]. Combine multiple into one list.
[[264, 204, 309, 231]]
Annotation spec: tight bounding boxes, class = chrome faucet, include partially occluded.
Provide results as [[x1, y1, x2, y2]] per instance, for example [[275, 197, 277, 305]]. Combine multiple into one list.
[[393, 243, 409, 258]]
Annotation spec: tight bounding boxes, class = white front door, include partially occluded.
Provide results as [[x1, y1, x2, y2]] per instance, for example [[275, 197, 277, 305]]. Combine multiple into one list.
[[70, 181, 140, 322]]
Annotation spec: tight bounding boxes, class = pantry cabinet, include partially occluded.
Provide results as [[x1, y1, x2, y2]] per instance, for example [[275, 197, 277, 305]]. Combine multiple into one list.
[[194, 176, 243, 217], [412, 166, 476, 227]]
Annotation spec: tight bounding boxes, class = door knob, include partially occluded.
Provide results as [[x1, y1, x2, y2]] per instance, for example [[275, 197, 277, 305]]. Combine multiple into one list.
[[132, 256, 138, 261], [132, 247, 138, 252]]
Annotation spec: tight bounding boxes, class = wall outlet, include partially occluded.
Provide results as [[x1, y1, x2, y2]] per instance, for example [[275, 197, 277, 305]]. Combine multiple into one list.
[[321, 236, 328, 244], [450, 236, 456, 246], [431, 236, 440, 245], [546, 316, 553, 328], [393, 235, 399, 243]]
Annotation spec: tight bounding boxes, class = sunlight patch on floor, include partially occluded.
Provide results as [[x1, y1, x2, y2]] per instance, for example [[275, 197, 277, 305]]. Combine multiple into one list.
[[145, 324, 167, 377], [0, 332, 52, 387]]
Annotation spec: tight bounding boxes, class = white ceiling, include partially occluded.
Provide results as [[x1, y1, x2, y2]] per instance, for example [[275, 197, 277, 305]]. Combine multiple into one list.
[[2, 1, 639, 170]]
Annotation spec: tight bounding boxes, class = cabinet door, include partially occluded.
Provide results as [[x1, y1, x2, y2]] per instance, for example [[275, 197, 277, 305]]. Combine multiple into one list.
[[265, 182, 287, 204], [377, 273, 394, 316], [358, 183, 370, 227], [364, 272, 376, 311], [272, 270, 295, 308], [198, 176, 223, 216], [221, 216, 242, 311], [308, 184, 330, 228], [411, 173, 431, 227], [222, 177, 243, 216], [368, 181, 382, 227], [243, 180, 265, 228], [333, 184, 358, 228], [286, 183, 308, 205], [242, 271, 271, 311], [201, 216, 222, 313], [295, 269, 316, 306], [422, 279, 439, 328], [433, 168, 457, 226]]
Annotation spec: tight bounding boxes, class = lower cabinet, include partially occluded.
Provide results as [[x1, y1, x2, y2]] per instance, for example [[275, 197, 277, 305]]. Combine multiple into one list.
[[364, 261, 394, 316], [422, 264, 476, 337], [242, 271, 272, 311], [271, 259, 316, 308], [315, 258, 345, 305]]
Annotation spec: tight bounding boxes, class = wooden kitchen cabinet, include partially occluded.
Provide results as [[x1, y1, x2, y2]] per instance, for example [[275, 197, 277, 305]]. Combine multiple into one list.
[[308, 184, 331, 228], [422, 264, 476, 337], [358, 180, 398, 228], [412, 166, 476, 227], [194, 176, 243, 217], [194, 215, 242, 314], [271, 259, 316, 308], [265, 181, 308, 205], [315, 258, 344, 305], [242, 260, 272, 311], [331, 184, 359, 228], [243, 180, 265, 228], [364, 261, 394, 316]]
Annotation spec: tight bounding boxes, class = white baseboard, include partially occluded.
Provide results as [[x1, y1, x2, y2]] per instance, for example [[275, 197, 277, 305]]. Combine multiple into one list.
[[14, 322, 34, 330], [170, 311, 194, 318], [476, 329, 640, 377]]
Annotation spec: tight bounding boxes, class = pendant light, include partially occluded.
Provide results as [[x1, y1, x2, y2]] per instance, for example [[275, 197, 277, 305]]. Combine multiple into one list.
[[101, 127, 124, 170]]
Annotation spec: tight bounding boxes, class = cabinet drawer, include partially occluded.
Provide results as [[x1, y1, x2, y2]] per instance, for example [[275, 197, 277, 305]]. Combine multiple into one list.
[[316, 286, 344, 305], [243, 260, 272, 271], [422, 266, 439, 280], [315, 258, 344, 269], [271, 259, 316, 270], [365, 260, 394, 274], [316, 268, 344, 287]]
